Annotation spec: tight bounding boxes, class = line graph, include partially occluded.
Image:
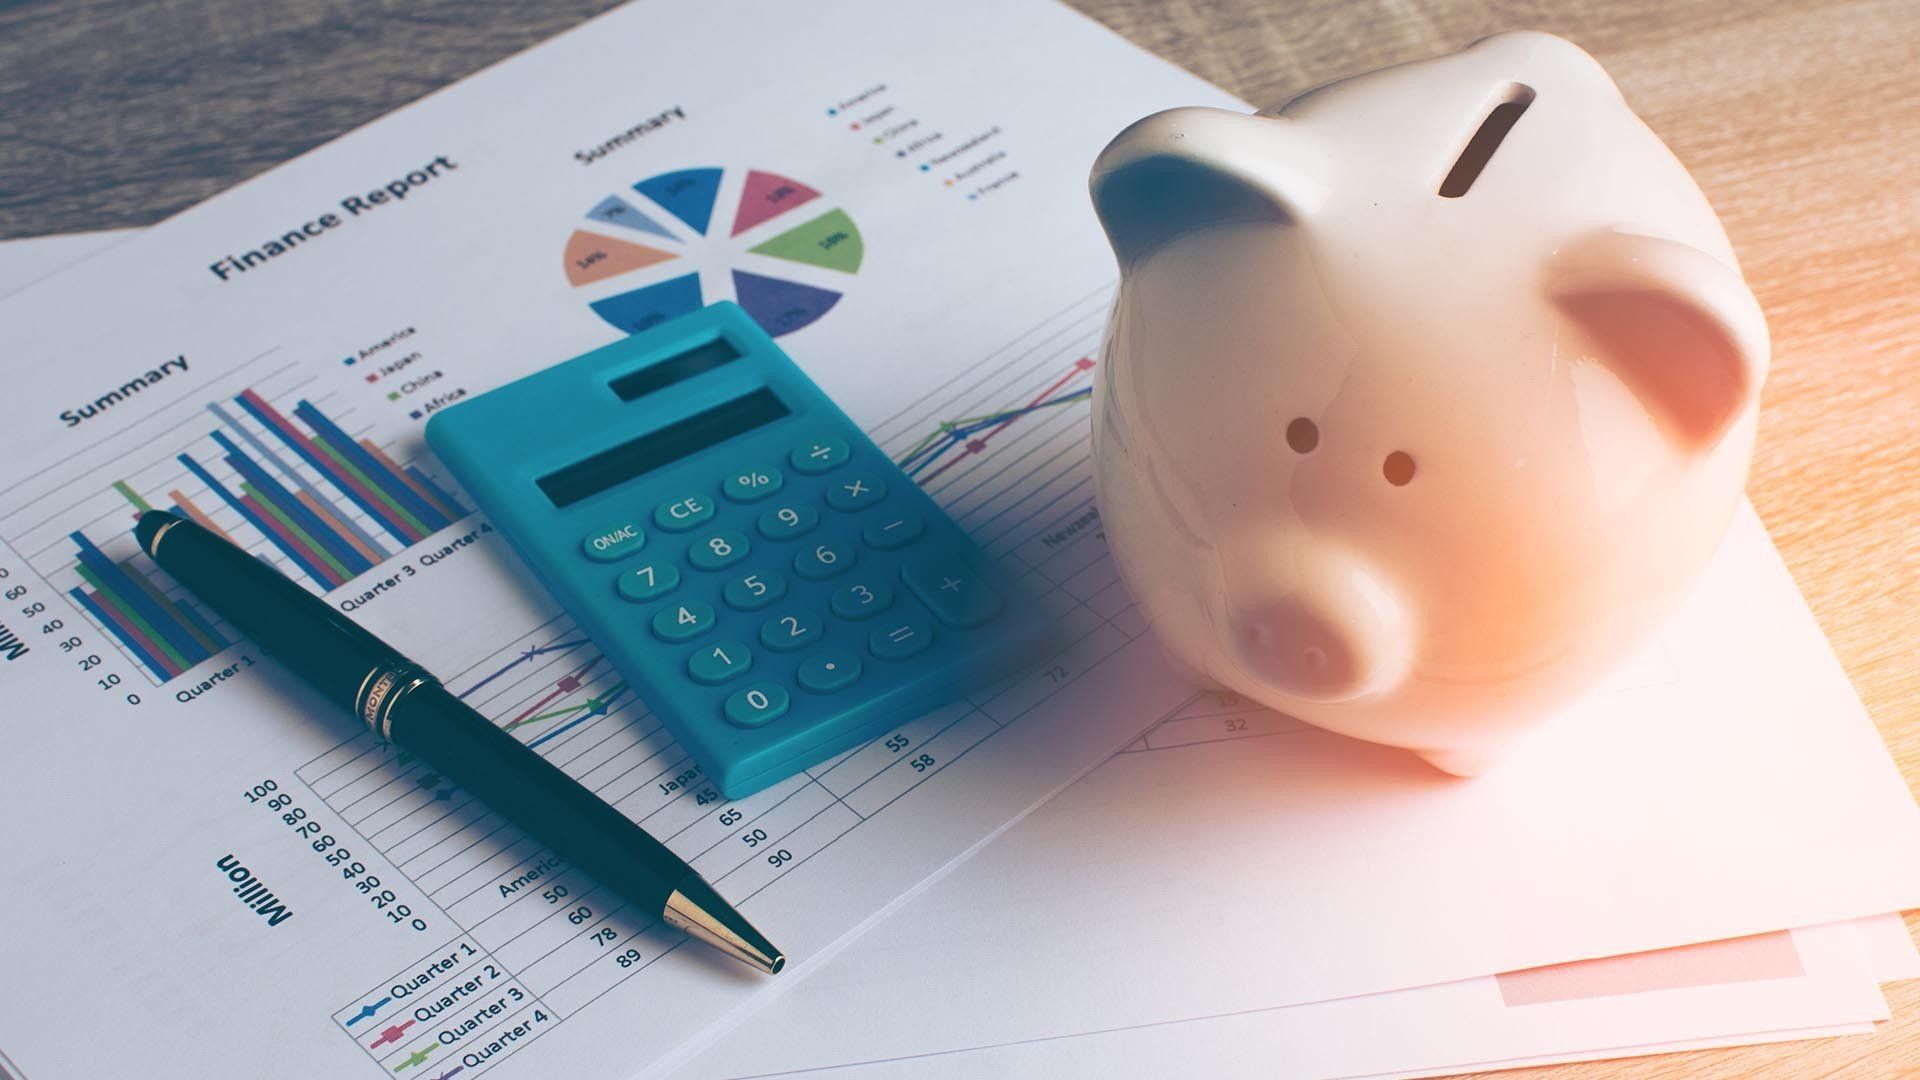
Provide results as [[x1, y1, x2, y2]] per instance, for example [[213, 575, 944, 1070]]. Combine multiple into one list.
[[895, 356, 1094, 483], [457, 639, 590, 700]]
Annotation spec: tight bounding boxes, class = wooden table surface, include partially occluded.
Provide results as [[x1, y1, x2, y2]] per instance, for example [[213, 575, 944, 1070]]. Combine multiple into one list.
[[1, 0, 1914, 1076]]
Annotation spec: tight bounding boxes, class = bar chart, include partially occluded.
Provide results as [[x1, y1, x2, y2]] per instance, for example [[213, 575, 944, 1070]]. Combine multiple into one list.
[[24, 367, 469, 685]]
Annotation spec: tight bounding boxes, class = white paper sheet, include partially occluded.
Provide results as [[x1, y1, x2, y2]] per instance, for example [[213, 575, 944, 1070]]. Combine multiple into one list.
[[0, 230, 128, 293], [0, 3, 1247, 1078], [1859, 914, 1920, 984], [691, 502, 1920, 1076], [690, 923, 1887, 1079]]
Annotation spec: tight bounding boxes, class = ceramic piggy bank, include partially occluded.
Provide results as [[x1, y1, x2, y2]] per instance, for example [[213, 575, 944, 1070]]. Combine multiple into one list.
[[1088, 32, 1769, 774]]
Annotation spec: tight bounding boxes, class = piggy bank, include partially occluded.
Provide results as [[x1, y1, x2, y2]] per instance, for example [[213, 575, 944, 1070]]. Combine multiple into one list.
[[1088, 32, 1769, 774]]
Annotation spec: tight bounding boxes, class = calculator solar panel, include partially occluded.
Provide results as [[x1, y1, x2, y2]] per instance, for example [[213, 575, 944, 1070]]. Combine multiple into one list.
[[426, 303, 1047, 797]]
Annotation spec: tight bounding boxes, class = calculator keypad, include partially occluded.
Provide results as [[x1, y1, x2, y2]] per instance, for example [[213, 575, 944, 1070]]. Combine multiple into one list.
[[861, 512, 924, 550], [824, 473, 887, 512], [722, 466, 784, 502], [796, 652, 861, 694], [723, 571, 786, 610], [869, 616, 935, 660], [654, 494, 715, 531], [790, 436, 849, 474], [757, 503, 819, 540], [901, 553, 1004, 629], [759, 610, 823, 651], [724, 683, 790, 728], [588, 435, 1009, 755], [653, 600, 715, 642], [583, 521, 646, 562], [794, 540, 856, 580], [688, 641, 753, 684], [616, 560, 679, 602], [688, 530, 750, 571], [830, 579, 893, 620]]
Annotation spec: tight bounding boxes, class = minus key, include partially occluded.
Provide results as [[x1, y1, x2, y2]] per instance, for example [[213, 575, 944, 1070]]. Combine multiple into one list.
[[862, 512, 925, 550]]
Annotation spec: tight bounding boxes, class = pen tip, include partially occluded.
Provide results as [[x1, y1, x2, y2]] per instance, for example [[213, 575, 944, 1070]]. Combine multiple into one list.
[[664, 877, 786, 975], [134, 510, 183, 556]]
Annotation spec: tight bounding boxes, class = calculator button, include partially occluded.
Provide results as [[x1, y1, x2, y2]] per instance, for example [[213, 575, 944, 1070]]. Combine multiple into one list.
[[723, 571, 787, 611], [825, 474, 888, 513], [582, 521, 646, 562], [869, 617, 935, 660], [797, 652, 862, 694], [722, 465, 785, 503], [687, 530, 750, 571], [830, 579, 894, 620], [616, 560, 680, 603], [757, 502, 819, 540], [652, 600, 715, 642], [794, 540, 857, 580], [653, 494, 715, 531], [862, 512, 925, 550], [790, 437, 850, 474], [688, 641, 753, 684], [723, 684, 790, 728], [901, 554, 1004, 628], [759, 610, 823, 652]]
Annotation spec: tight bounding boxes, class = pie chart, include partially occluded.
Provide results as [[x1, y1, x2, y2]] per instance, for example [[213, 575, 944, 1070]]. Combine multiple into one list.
[[564, 167, 864, 338]]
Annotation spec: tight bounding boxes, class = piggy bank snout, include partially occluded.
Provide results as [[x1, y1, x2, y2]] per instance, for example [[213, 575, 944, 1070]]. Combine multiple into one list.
[[1226, 556, 1409, 703]]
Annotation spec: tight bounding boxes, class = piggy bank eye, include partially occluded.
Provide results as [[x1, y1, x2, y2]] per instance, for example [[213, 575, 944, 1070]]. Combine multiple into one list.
[[1383, 451, 1416, 486], [1285, 418, 1318, 453]]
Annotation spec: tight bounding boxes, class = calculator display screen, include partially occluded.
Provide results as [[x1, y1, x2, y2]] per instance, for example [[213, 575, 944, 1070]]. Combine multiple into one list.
[[537, 387, 790, 507], [607, 337, 741, 401]]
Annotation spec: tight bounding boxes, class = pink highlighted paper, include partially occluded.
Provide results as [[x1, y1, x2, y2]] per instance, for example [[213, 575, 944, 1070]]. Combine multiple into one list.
[[1498, 930, 1807, 1006]]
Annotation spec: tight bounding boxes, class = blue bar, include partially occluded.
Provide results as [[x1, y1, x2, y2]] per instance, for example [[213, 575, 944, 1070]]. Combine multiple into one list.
[[232, 394, 419, 545], [293, 401, 450, 531], [177, 451, 336, 588], [69, 532, 208, 663], [209, 401, 390, 560], [70, 584, 172, 680], [212, 431, 374, 576], [404, 466, 469, 521]]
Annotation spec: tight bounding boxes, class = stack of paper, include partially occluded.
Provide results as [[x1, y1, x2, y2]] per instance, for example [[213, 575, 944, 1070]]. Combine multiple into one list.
[[682, 502, 1920, 1077], [0, 2, 1914, 1078]]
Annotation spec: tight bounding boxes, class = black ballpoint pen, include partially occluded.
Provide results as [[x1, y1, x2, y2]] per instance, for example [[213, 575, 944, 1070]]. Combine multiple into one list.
[[135, 509, 785, 975]]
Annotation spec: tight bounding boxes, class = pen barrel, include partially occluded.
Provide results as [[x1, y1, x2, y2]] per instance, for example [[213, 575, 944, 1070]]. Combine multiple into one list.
[[390, 682, 685, 908], [145, 515, 410, 709]]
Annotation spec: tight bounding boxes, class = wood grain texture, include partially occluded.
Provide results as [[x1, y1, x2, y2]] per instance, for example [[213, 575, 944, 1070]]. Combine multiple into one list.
[[1, 0, 1914, 1075]]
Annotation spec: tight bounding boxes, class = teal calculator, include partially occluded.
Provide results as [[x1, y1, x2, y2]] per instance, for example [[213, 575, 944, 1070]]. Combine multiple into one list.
[[425, 303, 1045, 797]]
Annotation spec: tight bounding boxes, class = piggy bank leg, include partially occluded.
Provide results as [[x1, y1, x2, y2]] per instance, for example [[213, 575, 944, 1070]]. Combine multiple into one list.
[[1416, 744, 1509, 777]]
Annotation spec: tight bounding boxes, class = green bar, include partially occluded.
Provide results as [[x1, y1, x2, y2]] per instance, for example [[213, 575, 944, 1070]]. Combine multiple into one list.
[[312, 439, 430, 538], [240, 481, 353, 582], [112, 480, 153, 513], [117, 560, 223, 655], [76, 563, 191, 671]]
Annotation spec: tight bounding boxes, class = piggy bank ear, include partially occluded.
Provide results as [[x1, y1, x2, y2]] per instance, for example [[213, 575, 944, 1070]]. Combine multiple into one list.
[[1547, 230, 1770, 450], [1090, 108, 1316, 265]]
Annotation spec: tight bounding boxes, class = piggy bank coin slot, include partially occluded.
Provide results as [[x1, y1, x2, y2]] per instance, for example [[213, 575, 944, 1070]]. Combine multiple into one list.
[[1438, 82, 1535, 198]]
